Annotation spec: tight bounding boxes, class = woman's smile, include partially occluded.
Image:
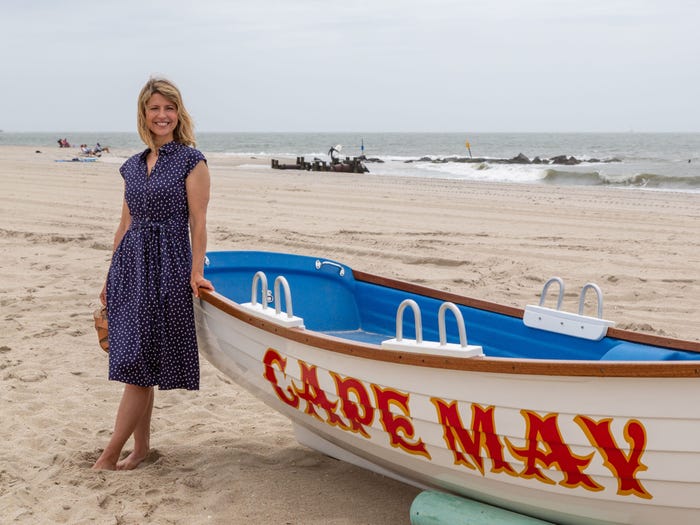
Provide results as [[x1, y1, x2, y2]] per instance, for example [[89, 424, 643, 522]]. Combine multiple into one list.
[[146, 93, 178, 145]]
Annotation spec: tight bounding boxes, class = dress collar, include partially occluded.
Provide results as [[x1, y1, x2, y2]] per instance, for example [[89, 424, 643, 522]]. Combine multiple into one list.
[[140, 141, 179, 161], [158, 141, 179, 155]]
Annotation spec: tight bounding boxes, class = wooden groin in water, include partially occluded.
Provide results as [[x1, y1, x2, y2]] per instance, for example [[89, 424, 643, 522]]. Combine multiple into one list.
[[272, 156, 369, 173]]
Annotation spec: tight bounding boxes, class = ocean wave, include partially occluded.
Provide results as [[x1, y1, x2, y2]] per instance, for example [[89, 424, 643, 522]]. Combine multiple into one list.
[[542, 169, 700, 189], [624, 173, 700, 189], [367, 159, 700, 191]]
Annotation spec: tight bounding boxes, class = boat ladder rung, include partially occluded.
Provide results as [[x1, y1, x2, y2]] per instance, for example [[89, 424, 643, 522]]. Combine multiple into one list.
[[381, 299, 483, 357], [240, 271, 305, 328], [523, 277, 615, 341]]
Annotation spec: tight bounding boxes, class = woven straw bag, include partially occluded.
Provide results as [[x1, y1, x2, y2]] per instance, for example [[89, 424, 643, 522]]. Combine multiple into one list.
[[93, 307, 109, 353]]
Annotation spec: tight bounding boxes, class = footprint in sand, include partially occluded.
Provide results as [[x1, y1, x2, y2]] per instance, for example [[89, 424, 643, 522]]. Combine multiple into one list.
[[21, 371, 48, 382], [178, 475, 204, 489], [3, 370, 47, 382], [72, 450, 104, 470], [96, 494, 111, 509], [33, 323, 71, 338], [0, 359, 22, 370]]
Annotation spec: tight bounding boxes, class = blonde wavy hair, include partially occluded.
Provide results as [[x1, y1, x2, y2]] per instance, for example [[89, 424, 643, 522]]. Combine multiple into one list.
[[136, 77, 196, 151]]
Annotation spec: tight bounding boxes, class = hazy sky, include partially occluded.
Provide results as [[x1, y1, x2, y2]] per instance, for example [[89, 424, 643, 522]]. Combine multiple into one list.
[[1, 0, 698, 132]]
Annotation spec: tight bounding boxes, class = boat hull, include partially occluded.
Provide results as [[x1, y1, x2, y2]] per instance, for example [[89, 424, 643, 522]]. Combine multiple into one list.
[[195, 251, 700, 525]]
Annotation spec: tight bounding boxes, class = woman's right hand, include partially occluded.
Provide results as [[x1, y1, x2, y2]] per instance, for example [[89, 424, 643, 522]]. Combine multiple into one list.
[[100, 282, 107, 306]]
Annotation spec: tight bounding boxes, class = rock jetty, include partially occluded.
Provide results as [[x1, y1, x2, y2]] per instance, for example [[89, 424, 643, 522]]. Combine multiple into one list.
[[402, 154, 621, 165]]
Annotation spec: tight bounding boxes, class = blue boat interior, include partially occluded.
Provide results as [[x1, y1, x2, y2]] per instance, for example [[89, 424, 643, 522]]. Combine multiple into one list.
[[203, 251, 700, 362]]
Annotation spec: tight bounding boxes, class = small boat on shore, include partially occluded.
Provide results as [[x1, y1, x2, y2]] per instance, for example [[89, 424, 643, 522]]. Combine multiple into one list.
[[194, 250, 700, 525]]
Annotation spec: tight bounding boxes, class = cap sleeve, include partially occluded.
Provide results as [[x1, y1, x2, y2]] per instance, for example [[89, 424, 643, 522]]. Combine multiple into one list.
[[185, 148, 207, 177], [119, 155, 137, 179]]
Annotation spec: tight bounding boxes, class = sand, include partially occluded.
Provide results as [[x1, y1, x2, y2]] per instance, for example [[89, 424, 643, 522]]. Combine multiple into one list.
[[0, 144, 698, 524]]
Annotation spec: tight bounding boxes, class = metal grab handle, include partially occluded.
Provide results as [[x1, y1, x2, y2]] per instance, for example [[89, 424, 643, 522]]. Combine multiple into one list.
[[579, 283, 604, 319], [438, 302, 468, 347], [273, 276, 295, 319], [250, 271, 269, 309], [395, 299, 423, 343], [539, 277, 565, 310], [315, 259, 345, 276]]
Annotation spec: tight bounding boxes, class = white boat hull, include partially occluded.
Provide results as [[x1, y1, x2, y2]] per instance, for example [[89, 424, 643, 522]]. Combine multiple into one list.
[[195, 294, 700, 525]]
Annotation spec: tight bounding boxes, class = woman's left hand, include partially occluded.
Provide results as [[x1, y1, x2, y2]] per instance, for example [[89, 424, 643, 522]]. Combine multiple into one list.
[[191, 275, 214, 298]]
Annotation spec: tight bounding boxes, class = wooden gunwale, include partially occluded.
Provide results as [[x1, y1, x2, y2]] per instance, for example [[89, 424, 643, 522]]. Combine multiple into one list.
[[198, 270, 700, 378], [354, 270, 700, 353]]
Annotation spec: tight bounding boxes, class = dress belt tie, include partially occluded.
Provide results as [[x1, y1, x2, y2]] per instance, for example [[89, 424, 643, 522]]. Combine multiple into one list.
[[130, 217, 186, 232]]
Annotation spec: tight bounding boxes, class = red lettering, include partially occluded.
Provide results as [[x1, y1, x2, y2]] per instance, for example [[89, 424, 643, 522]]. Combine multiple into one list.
[[432, 399, 516, 476], [575, 416, 651, 499], [263, 346, 653, 499], [292, 360, 350, 430], [507, 411, 603, 491], [372, 384, 430, 459], [262, 348, 299, 408], [330, 372, 374, 438]]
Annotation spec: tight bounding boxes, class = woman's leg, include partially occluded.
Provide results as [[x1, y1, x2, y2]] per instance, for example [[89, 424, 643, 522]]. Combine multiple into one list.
[[116, 386, 154, 470], [92, 384, 153, 470]]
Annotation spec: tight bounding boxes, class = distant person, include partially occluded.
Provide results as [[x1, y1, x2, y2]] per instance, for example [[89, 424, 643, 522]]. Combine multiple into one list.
[[81, 144, 103, 157], [328, 144, 341, 164], [58, 138, 70, 148], [95, 142, 110, 154], [92, 77, 213, 470]]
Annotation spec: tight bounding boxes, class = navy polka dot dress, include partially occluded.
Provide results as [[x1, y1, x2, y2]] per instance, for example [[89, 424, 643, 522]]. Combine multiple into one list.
[[106, 142, 206, 390]]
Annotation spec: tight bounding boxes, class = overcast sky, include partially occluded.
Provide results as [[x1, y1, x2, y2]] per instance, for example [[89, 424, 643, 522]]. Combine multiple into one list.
[[1, 0, 698, 132]]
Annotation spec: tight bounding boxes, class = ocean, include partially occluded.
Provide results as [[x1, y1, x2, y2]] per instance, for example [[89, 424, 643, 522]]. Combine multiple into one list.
[[2, 132, 699, 192]]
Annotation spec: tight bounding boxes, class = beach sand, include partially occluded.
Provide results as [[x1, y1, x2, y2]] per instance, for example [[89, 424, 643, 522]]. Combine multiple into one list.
[[1, 145, 698, 524]]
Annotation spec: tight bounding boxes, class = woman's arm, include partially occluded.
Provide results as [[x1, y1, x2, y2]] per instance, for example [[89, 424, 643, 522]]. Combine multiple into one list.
[[113, 197, 132, 250], [100, 196, 132, 305], [186, 160, 214, 297]]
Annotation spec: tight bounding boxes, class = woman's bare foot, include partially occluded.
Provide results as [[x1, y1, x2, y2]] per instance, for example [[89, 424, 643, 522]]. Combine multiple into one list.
[[92, 452, 118, 470], [116, 449, 149, 470]]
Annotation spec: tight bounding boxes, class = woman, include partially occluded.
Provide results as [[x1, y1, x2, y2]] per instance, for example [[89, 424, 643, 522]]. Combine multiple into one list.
[[93, 78, 214, 470]]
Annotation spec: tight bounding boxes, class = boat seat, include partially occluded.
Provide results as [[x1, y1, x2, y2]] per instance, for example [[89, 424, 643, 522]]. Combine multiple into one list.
[[600, 342, 700, 361]]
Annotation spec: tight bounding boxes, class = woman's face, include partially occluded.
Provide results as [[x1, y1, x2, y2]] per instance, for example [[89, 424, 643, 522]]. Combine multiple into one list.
[[145, 92, 178, 146]]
